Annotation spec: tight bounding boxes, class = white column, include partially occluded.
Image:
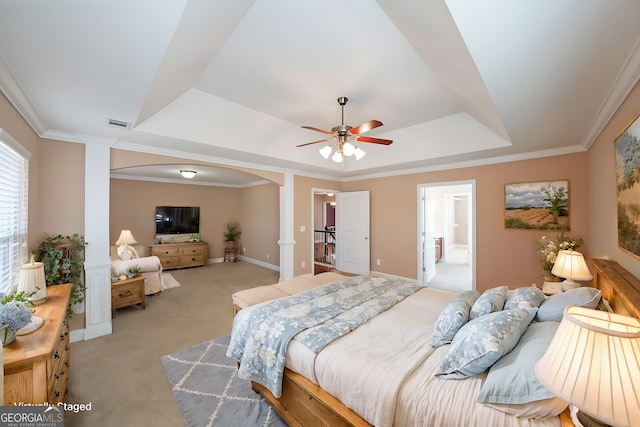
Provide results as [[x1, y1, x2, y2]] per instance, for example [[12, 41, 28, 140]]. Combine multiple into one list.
[[82, 142, 112, 340], [278, 171, 295, 281]]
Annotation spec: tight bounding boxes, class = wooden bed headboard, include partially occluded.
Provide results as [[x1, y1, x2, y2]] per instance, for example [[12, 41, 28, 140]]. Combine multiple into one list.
[[590, 258, 640, 319]]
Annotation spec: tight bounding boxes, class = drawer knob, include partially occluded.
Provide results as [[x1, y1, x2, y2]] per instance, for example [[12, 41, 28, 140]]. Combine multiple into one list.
[[54, 351, 60, 359]]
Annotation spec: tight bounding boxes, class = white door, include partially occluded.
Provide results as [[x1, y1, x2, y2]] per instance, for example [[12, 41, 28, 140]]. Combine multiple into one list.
[[336, 191, 370, 275], [421, 187, 436, 283]]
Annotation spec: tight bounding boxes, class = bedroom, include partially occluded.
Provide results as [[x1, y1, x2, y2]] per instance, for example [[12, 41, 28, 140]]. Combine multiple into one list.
[[1, 1, 640, 426]]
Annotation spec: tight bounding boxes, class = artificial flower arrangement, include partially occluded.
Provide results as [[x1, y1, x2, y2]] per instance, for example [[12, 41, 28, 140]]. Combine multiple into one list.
[[537, 234, 584, 276], [0, 291, 33, 344]]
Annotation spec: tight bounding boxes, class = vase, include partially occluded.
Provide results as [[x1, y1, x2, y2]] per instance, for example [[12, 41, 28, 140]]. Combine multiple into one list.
[[226, 241, 234, 249], [1, 328, 16, 346]]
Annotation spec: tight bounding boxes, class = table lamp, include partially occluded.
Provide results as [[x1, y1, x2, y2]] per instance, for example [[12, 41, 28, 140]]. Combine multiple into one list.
[[116, 229, 137, 260], [551, 249, 593, 291], [17, 257, 47, 305], [535, 306, 640, 427]]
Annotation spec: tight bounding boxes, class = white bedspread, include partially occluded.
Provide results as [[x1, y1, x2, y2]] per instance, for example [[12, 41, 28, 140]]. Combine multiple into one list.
[[284, 286, 561, 427]]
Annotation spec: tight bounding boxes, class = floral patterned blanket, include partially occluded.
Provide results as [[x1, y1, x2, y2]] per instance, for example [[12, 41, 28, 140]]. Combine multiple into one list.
[[226, 275, 423, 397]]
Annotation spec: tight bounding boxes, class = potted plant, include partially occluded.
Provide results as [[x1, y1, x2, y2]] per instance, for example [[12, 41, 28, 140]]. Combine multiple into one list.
[[126, 265, 142, 279], [224, 221, 241, 249], [35, 234, 88, 315], [0, 291, 33, 346]]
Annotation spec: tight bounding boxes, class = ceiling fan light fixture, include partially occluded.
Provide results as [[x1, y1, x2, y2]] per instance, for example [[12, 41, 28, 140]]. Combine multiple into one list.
[[332, 150, 344, 163], [319, 145, 333, 159], [180, 170, 197, 178], [354, 147, 366, 160], [342, 141, 356, 156]]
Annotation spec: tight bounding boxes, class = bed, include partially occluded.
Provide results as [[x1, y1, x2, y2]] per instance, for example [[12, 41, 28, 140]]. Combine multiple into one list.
[[229, 260, 640, 427]]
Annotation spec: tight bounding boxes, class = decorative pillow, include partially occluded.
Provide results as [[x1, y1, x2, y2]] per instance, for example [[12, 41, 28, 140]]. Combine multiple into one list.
[[431, 290, 481, 348], [477, 321, 567, 419], [469, 286, 508, 319], [435, 308, 537, 379], [535, 287, 601, 322], [504, 286, 545, 310]]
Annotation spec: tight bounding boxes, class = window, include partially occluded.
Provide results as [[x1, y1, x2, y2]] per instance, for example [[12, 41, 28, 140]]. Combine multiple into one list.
[[0, 130, 29, 293]]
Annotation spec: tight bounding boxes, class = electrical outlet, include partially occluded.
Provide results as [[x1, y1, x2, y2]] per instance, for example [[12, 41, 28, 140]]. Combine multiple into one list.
[[300, 225, 306, 232], [266, 253, 269, 259], [301, 261, 306, 268], [243, 247, 246, 253], [376, 259, 381, 266]]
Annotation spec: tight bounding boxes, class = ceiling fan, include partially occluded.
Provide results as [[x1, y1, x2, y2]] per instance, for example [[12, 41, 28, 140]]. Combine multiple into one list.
[[297, 97, 393, 162]]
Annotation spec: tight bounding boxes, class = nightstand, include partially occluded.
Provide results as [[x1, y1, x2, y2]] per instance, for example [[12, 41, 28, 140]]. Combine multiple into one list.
[[111, 275, 145, 318]]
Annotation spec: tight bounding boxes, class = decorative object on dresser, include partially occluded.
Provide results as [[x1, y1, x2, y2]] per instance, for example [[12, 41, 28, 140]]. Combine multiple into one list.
[[551, 250, 593, 291], [0, 291, 33, 345], [115, 229, 138, 260], [17, 256, 47, 305], [3, 284, 71, 405], [535, 306, 640, 427], [111, 275, 145, 318], [150, 241, 208, 270]]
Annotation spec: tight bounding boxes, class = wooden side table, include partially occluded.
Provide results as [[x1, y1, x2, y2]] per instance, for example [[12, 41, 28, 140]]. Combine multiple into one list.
[[111, 275, 145, 318], [224, 248, 238, 262]]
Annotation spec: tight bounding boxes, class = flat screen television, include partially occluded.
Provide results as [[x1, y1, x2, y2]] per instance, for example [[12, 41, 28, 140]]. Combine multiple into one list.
[[155, 206, 200, 234]]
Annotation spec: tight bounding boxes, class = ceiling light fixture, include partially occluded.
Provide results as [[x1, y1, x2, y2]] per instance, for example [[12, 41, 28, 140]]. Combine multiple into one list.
[[180, 170, 197, 178], [318, 139, 366, 163]]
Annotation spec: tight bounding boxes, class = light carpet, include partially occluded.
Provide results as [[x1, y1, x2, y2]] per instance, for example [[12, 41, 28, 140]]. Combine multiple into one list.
[[162, 272, 181, 289], [161, 334, 286, 427]]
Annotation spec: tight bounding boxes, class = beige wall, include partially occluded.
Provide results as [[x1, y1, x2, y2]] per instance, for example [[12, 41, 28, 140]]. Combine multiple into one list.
[[588, 78, 640, 278], [239, 183, 280, 265], [343, 153, 589, 291]]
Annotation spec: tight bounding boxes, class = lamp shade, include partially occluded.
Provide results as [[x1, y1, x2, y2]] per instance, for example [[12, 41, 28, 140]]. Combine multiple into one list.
[[551, 250, 592, 290], [319, 145, 332, 159], [535, 306, 640, 427], [17, 261, 47, 305], [115, 230, 137, 246]]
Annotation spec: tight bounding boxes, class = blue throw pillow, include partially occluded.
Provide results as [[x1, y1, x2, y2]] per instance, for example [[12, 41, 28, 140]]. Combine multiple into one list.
[[504, 286, 545, 310], [469, 286, 508, 319], [435, 308, 537, 379], [431, 290, 481, 348], [535, 287, 601, 322]]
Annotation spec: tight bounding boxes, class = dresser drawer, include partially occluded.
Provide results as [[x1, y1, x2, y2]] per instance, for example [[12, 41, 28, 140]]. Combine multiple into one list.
[[159, 256, 180, 269], [153, 247, 180, 257], [112, 279, 144, 309], [181, 245, 205, 256]]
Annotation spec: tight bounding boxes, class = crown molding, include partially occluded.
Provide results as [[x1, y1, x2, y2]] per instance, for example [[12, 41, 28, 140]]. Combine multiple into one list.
[[0, 58, 46, 136]]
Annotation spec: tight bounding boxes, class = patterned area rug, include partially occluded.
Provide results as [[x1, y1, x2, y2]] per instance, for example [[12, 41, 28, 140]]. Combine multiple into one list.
[[161, 335, 286, 427]]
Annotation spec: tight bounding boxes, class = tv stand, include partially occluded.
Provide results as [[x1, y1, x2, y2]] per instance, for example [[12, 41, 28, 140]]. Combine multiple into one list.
[[150, 242, 208, 270]]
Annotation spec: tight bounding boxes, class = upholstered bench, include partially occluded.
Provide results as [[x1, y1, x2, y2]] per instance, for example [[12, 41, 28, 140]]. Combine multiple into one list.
[[232, 272, 349, 315]]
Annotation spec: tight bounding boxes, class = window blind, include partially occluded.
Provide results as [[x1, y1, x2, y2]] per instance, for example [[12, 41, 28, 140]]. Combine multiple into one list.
[[0, 139, 28, 293]]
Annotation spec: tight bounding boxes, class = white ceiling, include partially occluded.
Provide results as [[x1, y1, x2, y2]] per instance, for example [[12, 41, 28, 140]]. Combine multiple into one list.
[[1, 0, 640, 185]]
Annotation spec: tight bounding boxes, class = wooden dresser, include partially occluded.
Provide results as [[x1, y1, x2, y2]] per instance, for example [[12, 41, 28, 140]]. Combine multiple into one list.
[[150, 241, 208, 270], [3, 283, 71, 405]]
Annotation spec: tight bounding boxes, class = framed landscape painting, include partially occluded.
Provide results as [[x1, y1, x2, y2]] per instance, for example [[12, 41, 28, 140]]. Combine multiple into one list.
[[615, 112, 640, 257], [504, 181, 569, 230]]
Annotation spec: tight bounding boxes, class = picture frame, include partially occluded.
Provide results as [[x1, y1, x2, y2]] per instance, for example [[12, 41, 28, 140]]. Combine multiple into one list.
[[614, 112, 640, 257], [504, 180, 570, 230]]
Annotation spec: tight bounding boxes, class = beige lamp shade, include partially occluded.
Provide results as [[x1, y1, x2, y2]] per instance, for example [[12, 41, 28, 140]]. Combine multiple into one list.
[[551, 250, 593, 291], [115, 229, 137, 245], [116, 230, 137, 260], [17, 261, 47, 305], [535, 306, 640, 427]]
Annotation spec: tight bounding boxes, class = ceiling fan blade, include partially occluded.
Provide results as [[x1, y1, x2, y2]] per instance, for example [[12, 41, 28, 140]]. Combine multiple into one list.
[[296, 138, 333, 148], [349, 120, 383, 135], [301, 125, 334, 135], [356, 135, 393, 145]]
